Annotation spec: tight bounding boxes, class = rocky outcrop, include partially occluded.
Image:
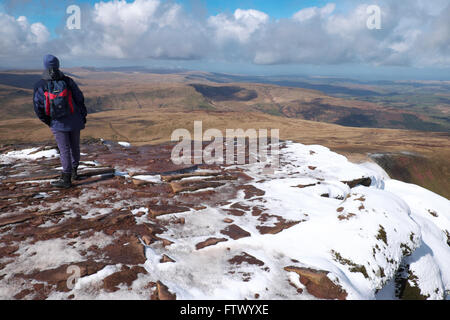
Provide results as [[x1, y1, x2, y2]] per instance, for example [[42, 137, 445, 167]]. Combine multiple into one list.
[[19, 260, 107, 293], [341, 177, 372, 188], [256, 214, 303, 235], [284, 266, 348, 300], [220, 224, 251, 240], [228, 252, 265, 267], [155, 281, 176, 300], [237, 185, 265, 199], [170, 180, 225, 193], [103, 265, 147, 292], [195, 237, 228, 250], [149, 204, 190, 218], [1, 140, 445, 301]]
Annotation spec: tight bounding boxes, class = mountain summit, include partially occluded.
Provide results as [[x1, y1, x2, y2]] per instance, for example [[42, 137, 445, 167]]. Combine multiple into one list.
[[0, 139, 448, 300]]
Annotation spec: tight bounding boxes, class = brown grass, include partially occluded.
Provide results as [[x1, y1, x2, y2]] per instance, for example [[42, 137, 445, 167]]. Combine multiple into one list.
[[1, 109, 448, 198], [1, 109, 448, 157], [0, 69, 448, 198]]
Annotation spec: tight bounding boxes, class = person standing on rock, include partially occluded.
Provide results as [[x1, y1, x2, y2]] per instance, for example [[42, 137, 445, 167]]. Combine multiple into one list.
[[33, 54, 88, 188]]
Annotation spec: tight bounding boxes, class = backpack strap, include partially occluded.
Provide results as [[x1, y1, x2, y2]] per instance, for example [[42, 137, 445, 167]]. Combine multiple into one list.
[[68, 90, 74, 113], [62, 77, 75, 114], [44, 81, 51, 116]]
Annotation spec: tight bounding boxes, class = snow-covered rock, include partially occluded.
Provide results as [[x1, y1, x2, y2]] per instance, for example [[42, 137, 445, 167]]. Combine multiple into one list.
[[135, 141, 450, 300], [0, 141, 448, 300], [0, 147, 59, 164]]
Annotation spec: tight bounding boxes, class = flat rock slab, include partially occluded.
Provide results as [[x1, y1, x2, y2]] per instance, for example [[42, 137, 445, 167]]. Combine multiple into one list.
[[220, 224, 251, 240], [228, 252, 265, 267], [237, 185, 265, 199], [284, 266, 348, 300], [256, 214, 304, 235], [195, 237, 228, 250], [161, 171, 223, 182], [170, 180, 225, 193], [154, 281, 177, 300], [103, 266, 147, 292], [149, 204, 190, 218]]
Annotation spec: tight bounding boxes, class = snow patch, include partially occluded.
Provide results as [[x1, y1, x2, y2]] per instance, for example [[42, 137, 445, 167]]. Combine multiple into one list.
[[0, 147, 59, 164], [118, 142, 131, 148]]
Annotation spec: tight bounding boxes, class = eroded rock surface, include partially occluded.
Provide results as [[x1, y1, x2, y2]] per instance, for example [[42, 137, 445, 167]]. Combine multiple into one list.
[[1, 139, 448, 300], [284, 266, 348, 300], [0, 140, 296, 299]]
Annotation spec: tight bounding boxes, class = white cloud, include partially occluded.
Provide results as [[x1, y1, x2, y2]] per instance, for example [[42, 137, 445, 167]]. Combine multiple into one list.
[[251, 1, 449, 67], [414, 4, 450, 66], [0, 0, 448, 69], [30, 22, 50, 45], [0, 13, 50, 59], [293, 3, 336, 22], [321, 3, 336, 16], [208, 9, 269, 43], [60, 0, 209, 60]]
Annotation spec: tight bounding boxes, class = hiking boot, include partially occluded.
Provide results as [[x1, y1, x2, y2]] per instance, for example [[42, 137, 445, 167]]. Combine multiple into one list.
[[71, 166, 81, 181], [51, 172, 72, 189]]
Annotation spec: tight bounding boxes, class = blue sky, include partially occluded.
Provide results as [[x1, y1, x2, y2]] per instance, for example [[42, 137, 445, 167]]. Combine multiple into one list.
[[2, 0, 334, 16], [0, 0, 449, 80], [1, 0, 91, 37], [196, 0, 334, 18]]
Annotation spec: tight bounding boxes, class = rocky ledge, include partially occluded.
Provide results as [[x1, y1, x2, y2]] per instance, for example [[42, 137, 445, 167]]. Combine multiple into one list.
[[0, 139, 448, 300]]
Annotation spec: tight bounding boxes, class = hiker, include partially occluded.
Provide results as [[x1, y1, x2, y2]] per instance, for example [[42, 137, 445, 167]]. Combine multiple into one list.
[[33, 54, 88, 188]]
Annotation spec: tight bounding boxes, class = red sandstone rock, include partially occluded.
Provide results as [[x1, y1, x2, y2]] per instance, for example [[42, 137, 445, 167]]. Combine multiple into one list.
[[195, 237, 228, 250], [223, 209, 246, 216], [256, 214, 303, 235], [284, 266, 347, 300], [156, 281, 176, 300], [103, 265, 147, 292], [228, 252, 265, 267], [142, 235, 152, 245], [237, 185, 265, 199], [170, 180, 225, 193], [220, 224, 251, 240], [149, 204, 190, 218], [160, 254, 176, 263]]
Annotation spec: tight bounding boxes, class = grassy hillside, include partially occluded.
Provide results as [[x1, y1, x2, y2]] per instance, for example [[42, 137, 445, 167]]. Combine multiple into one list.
[[0, 69, 448, 132], [0, 69, 448, 198]]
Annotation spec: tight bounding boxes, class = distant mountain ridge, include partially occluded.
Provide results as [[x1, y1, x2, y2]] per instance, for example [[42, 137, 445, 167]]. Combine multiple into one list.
[[0, 69, 447, 132]]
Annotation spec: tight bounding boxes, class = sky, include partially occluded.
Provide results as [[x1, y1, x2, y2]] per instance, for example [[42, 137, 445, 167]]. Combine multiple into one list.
[[0, 0, 449, 80]]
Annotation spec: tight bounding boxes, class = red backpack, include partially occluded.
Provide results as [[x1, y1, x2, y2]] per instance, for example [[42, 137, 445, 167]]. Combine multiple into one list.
[[44, 79, 74, 119]]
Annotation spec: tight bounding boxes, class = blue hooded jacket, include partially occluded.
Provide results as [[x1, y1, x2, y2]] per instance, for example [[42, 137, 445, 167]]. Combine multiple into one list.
[[33, 55, 87, 132]]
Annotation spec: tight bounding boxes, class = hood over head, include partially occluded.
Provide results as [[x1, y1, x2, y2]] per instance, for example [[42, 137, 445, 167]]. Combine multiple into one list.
[[42, 68, 65, 81], [42, 54, 64, 80], [43, 54, 60, 69]]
